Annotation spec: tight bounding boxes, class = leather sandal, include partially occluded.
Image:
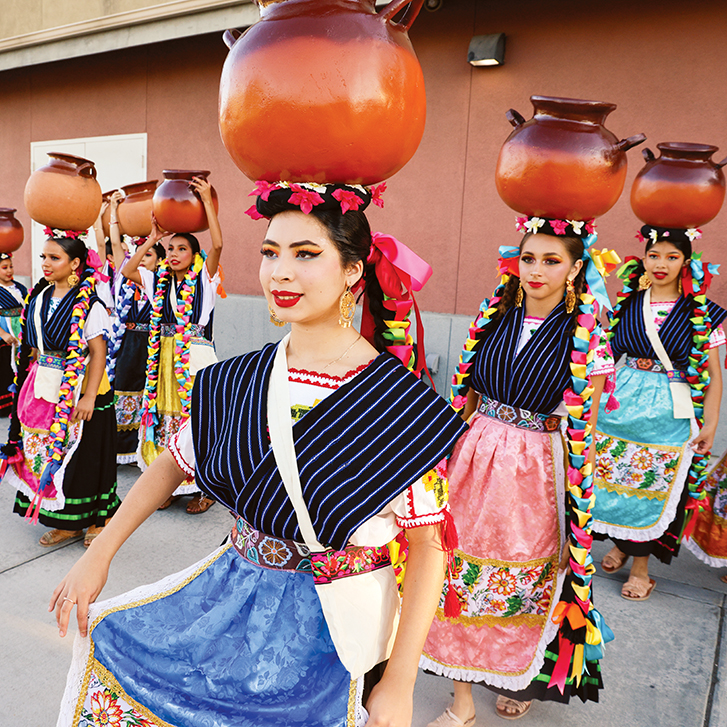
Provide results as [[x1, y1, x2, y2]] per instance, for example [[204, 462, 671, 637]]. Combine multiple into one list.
[[426, 707, 476, 727], [186, 494, 215, 514], [601, 549, 629, 574], [621, 576, 656, 602], [84, 525, 104, 548], [495, 696, 531, 720], [39, 529, 83, 547]]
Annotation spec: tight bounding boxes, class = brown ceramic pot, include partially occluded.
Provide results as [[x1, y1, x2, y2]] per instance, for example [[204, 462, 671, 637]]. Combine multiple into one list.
[[118, 180, 158, 237], [0, 208, 24, 254], [152, 171, 219, 233], [219, 0, 426, 184], [24, 152, 102, 230], [495, 96, 646, 220], [631, 143, 727, 228]]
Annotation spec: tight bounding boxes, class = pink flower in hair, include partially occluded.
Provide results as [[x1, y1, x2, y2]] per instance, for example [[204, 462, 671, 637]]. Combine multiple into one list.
[[288, 184, 324, 214], [549, 219, 568, 235], [585, 219, 596, 235], [250, 180, 279, 202], [370, 182, 387, 208], [245, 204, 266, 221], [332, 188, 364, 214], [635, 232, 646, 242], [515, 216, 528, 232]]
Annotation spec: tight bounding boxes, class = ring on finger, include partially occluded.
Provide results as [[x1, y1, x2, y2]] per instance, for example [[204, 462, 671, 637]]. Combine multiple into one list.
[[63, 596, 76, 605]]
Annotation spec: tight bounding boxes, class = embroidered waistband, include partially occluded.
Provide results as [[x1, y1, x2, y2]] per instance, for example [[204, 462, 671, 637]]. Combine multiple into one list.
[[161, 323, 206, 338], [0, 307, 21, 317], [37, 352, 66, 370], [478, 396, 561, 433], [231, 517, 391, 583], [626, 356, 687, 381], [126, 322, 150, 332]]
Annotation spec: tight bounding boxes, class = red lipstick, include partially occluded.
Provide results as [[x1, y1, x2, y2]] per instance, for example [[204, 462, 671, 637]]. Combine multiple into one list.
[[272, 290, 302, 307]]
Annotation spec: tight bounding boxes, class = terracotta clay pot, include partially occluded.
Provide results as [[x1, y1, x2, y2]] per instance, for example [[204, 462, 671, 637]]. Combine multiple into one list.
[[631, 143, 727, 228], [24, 152, 102, 230], [219, 0, 426, 185], [152, 171, 219, 233], [495, 96, 646, 220], [100, 190, 118, 238], [0, 208, 24, 254], [118, 180, 158, 237]]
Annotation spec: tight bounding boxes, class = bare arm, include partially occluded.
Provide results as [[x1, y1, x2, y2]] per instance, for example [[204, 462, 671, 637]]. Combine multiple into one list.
[[49, 449, 186, 637], [190, 177, 223, 277], [692, 347, 722, 454], [462, 387, 480, 422], [365, 524, 445, 727], [92, 201, 109, 261], [71, 334, 106, 422], [108, 191, 126, 273], [122, 217, 170, 286]]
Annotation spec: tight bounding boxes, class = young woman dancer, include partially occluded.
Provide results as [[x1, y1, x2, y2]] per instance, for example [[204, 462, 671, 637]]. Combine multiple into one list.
[[51, 182, 466, 727], [124, 176, 222, 513], [0, 252, 28, 415], [593, 228, 725, 600], [422, 219, 616, 723], [5, 233, 119, 547]]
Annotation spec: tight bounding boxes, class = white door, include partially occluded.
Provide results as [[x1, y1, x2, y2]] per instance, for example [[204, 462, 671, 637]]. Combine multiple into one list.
[[29, 134, 147, 282]]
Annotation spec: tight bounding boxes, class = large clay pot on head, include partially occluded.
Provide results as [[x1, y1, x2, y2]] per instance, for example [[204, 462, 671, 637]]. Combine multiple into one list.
[[152, 171, 219, 234], [631, 143, 727, 228], [219, 0, 426, 185], [495, 96, 646, 220], [24, 152, 102, 230], [0, 208, 24, 254], [118, 180, 158, 237]]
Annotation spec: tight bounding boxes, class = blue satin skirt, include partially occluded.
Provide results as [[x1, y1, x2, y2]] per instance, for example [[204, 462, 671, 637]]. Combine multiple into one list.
[[62, 544, 356, 727]]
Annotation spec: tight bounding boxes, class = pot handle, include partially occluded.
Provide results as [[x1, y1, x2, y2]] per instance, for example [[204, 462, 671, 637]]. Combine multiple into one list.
[[77, 161, 97, 180], [505, 109, 526, 128], [379, 0, 425, 31], [223, 29, 242, 50], [641, 148, 656, 163], [615, 133, 646, 153], [715, 156, 727, 168]]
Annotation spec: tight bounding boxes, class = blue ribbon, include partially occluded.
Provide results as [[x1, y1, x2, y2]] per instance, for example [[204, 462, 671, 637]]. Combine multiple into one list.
[[579, 232, 614, 314], [498, 245, 520, 259]]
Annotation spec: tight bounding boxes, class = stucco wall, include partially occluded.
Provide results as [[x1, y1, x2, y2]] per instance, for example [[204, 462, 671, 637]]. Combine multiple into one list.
[[1, 0, 726, 315]]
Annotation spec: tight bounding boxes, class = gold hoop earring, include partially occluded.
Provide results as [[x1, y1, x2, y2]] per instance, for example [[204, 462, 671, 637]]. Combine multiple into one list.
[[268, 304, 286, 328], [515, 280, 523, 308], [339, 286, 356, 328], [565, 278, 576, 314], [67, 272, 80, 287], [638, 272, 652, 290]]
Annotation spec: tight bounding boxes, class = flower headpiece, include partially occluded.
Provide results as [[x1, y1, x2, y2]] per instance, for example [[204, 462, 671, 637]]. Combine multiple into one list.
[[0, 252, 12, 260], [635, 224, 702, 245], [246, 181, 386, 220], [515, 215, 596, 238], [43, 227, 88, 242]]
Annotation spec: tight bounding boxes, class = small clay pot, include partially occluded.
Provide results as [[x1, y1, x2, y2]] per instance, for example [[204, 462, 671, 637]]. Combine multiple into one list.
[[495, 96, 646, 220], [118, 180, 158, 237], [152, 171, 218, 233], [24, 152, 102, 230], [631, 143, 727, 228], [0, 208, 24, 254]]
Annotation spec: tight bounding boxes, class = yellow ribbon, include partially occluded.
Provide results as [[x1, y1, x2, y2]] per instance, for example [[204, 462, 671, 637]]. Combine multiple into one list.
[[589, 248, 621, 278]]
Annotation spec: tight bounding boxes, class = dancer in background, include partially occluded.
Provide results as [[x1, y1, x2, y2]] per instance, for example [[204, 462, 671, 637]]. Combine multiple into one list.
[[4, 232, 119, 547], [594, 229, 725, 600], [51, 183, 466, 727], [125, 176, 222, 514], [0, 252, 28, 415], [423, 219, 616, 723]]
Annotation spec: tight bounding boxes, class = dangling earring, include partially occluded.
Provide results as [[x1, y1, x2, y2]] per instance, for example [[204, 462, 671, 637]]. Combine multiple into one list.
[[268, 304, 286, 327], [565, 278, 576, 314], [67, 271, 80, 287], [339, 286, 356, 328], [638, 273, 652, 290], [678, 275, 683, 295], [515, 280, 523, 308]]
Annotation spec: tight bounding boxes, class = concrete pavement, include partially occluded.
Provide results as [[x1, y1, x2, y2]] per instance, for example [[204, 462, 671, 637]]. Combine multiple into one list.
[[3, 422, 727, 726]]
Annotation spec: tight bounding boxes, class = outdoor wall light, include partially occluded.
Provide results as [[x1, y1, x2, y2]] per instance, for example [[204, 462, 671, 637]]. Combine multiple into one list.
[[468, 33, 506, 66]]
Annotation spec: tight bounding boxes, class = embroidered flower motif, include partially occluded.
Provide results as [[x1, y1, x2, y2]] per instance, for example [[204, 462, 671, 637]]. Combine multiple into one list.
[[549, 219, 569, 235], [90, 690, 124, 727], [630, 449, 654, 471], [596, 458, 614, 481], [422, 467, 448, 508], [524, 217, 545, 234], [370, 182, 386, 208], [567, 220, 585, 235], [488, 570, 517, 596], [288, 184, 324, 214], [497, 405, 517, 423], [259, 537, 292, 567], [332, 188, 364, 214]]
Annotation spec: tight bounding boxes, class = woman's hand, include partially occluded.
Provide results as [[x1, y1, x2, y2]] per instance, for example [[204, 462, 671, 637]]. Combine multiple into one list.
[[0, 329, 18, 346], [71, 394, 96, 422], [149, 214, 172, 244], [691, 423, 717, 455], [364, 676, 413, 727], [49, 549, 110, 637], [109, 189, 123, 212], [190, 176, 213, 206]]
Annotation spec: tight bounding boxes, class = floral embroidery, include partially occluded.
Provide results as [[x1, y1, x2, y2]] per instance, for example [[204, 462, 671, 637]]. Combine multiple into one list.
[[422, 461, 448, 508], [259, 537, 292, 567], [81, 676, 160, 727], [90, 691, 124, 726], [311, 544, 391, 585]]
